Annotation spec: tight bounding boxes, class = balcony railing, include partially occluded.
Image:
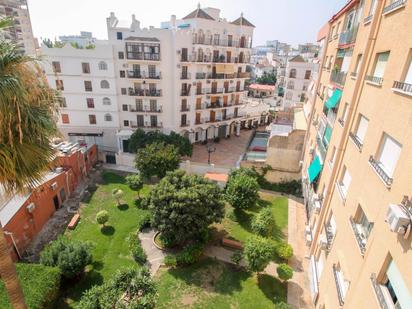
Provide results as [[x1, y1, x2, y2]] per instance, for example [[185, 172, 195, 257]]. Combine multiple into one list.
[[206, 103, 223, 109], [180, 106, 190, 112], [364, 14, 373, 24], [332, 264, 345, 306], [127, 71, 161, 79], [324, 223, 335, 250], [180, 89, 191, 96], [128, 88, 162, 97], [339, 25, 358, 46], [338, 118, 345, 127], [350, 72, 358, 78], [192, 37, 252, 48], [331, 71, 347, 86], [126, 52, 160, 61], [392, 80, 412, 94], [196, 72, 207, 79], [369, 156, 393, 187], [129, 105, 162, 113], [206, 73, 236, 79], [180, 72, 191, 80], [383, 0, 407, 15], [370, 273, 391, 309], [316, 134, 327, 162], [365, 75, 384, 86], [349, 132, 363, 151], [180, 120, 190, 127], [349, 216, 367, 255]]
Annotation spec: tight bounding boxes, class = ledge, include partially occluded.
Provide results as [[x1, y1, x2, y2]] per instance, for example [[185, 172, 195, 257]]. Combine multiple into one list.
[[365, 80, 383, 87], [392, 87, 412, 97], [383, 0, 406, 16]]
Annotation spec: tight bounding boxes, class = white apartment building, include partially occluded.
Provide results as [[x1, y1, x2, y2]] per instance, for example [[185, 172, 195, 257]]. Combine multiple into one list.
[[59, 31, 96, 48], [0, 0, 36, 55], [42, 6, 267, 166], [282, 55, 314, 110]]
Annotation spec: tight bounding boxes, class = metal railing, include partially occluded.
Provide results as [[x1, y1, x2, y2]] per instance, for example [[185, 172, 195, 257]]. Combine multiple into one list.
[[350, 72, 358, 78], [349, 132, 363, 151], [180, 106, 190, 112], [180, 89, 191, 96], [126, 52, 160, 61], [364, 14, 373, 24], [129, 105, 162, 113], [128, 88, 162, 97], [370, 273, 391, 309], [180, 120, 190, 127], [324, 223, 335, 250], [196, 72, 207, 79], [365, 75, 384, 85], [180, 72, 191, 80], [349, 216, 367, 255], [316, 134, 327, 162], [369, 155, 393, 186], [383, 0, 407, 14], [332, 264, 345, 306], [338, 118, 345, 127], [127, 71, 161, 79], [192, 37, 252, 48], [331, 71, 347, 86], [339, 25, 359, 46], [393, 80, 412, 94]]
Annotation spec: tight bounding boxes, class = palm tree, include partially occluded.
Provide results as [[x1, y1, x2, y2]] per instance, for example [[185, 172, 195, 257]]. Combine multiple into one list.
[[0, 17, 59, 308]]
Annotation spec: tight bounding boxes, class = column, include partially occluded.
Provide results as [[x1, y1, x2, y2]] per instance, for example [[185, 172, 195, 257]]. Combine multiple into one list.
[[226, 125, 230, 137], [214, 126, 219, 138], [236, 123, 240, 136]]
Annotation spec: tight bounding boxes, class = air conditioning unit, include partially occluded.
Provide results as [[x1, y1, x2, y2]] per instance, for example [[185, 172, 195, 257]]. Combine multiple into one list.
[[51, 182, 58, 190], [309, 146, 315, 154], [26, 202, 36, 213], [386, 204, 410, 234]]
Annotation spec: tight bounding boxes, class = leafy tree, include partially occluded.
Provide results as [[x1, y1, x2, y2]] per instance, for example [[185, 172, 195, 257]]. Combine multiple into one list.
[[111, 188, 123, 206], [125, 173, 143, 198], [243, 236, 273, 273], [277, 263, 293, 281], [135, 142, 180, 179], [144, 170, 224, 245], [251, 207, 275, 237], [77, 267, 157, 309], [256, 72, 277, 85], [225, 169, 260, 209], [275, 301, 292, 309], [95, 210, 109, 226], [42, 38, 53, 48], [40, 237, 92, 279], [275, 242, 294, 260]]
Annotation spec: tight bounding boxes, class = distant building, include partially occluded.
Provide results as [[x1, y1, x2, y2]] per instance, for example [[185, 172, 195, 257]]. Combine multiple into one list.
[[59, 31, 97, 48], [248, 84, 276, 98]]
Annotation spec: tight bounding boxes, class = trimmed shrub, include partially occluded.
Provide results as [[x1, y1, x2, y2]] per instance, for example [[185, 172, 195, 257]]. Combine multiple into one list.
[[95, 210, 109, 226], [112, 188, 124, 206], [128, 232, 147, 264], [277, 263, 293, 281], [225, 170, 260, 209], [275, 301, 292, 309], [164, 255, 177, 268], [243, 236, 273, 273], [251, 207, 275, 237], [40, 237, 92, 279], [231, 251, 242, 266], [125, 174, 143, 192], [176, 243, 203, 266], [226, 208, 238, 222], [275, 242, 294, 260], [138, 212, 152, 231], [0, 263, 61, 309]]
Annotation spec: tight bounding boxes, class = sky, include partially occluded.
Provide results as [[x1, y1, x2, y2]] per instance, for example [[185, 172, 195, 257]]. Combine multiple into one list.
[[28, 0, 348, 47]]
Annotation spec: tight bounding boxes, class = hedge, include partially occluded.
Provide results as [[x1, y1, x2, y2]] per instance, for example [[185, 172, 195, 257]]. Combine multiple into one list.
[[0, 263, 61, 309]]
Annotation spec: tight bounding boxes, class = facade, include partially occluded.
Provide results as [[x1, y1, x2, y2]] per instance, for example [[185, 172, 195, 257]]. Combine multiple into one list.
[[248, 84, 276, 98], [302, 0, 412, 308], [0, 0, 36, 54], [283, 55, 314, 110], [43, 6, 268, 166]]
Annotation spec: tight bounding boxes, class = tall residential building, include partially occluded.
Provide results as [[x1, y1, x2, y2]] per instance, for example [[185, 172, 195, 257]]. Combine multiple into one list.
[[302, 0, 412, 308], [42, 6, 266, 165], [59, 31, 97, 48], [0, 0, 36, 54]]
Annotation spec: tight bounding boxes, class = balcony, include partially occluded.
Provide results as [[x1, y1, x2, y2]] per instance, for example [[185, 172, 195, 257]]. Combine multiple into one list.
[[364, 14, 373, 24], [392, 80, 412, 96], [206, 102, 223, 109], [338, 25, 358, 46], [192, 37, 251, 48], [349, 216, 367, 255], [210, 88, 224, 94], [129, 105, 162, 113], [349, 132, 363, 151], [146, 89, 162, 97], [180, 72, 191, 80], [316, 134, 327, 162], [338, 118, 345, 127], [206, 73, 236, 80], [128, 88, 145, 96], [324, 223, 336, 250], [127, 71, 161, 79], [180, 106, 190, 112], [128, 88, 162, 97], [206, 117, 223, 123], [196, 72, 207, 79], [180, 89, 191, 96], [369, 156, 393, 187], [370, 273, 391, 309], [332, 264, 345, 306], [180, 120, 190, 127], [126, 52, 160, 61], [237, 72, 251, 78], [331, 71, 347, 86], [383, 0, 407, 15], [365, 75, 383, 86], [350, 71, 358, 79]]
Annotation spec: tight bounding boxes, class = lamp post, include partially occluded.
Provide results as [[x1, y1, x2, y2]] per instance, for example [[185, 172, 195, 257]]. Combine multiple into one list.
[[207, 144, 216, 165]]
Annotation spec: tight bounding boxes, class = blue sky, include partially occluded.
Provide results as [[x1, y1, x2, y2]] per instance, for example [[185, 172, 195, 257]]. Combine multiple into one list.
[[28, 0, 347, 46]]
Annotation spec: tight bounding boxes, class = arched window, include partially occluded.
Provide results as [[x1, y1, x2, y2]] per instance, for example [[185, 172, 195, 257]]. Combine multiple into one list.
[[100, 80, 110, 89], [98, 61, 108, 70], [287, 80, 294, 90], [104, 113, 112, 121], [289, 69, 297, 78], [102, 97, 111, 105]]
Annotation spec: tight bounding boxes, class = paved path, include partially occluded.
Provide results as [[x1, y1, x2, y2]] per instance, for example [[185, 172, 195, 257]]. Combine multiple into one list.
[[204, 245, 246, 267], [138, 229, 166, 275], [287, 199, 314, 309]]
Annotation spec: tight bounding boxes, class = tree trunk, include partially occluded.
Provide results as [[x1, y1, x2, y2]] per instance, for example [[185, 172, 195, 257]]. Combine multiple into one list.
[[0, 227, 27, 309]]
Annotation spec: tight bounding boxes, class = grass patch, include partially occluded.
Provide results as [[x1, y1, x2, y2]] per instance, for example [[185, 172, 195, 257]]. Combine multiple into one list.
[[223, 193, 288, 244], [156, 258, 286, 308], [56, 171, 151, 308]]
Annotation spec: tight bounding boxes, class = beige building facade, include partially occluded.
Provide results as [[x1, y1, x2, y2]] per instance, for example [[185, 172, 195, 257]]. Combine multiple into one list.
[[302, 0, 412, 308]]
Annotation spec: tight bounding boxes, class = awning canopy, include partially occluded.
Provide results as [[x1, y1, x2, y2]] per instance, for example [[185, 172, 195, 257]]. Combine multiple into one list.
[[216, 64, 235, 74], [308, 156, 322, 183], [325, 89, 342, 109], [323, 125, 332, 146]]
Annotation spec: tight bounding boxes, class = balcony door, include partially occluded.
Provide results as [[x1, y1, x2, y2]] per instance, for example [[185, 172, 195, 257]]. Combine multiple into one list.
[[240, 36, 246, 48], [224, 81, 229, 93], [150, 100, 157, 112], [236, 81, 241, 91], [196, 113, 201, 124], [196, 97, 202, 110], [181, 48, 188, 61], [137, 115, 144, 127], [211, 82, 217, 94], [226, 51, 231, 63], [227, 35, 233, 47], [197, 82, 202, 95], [210, 110, 216, 122], [223, 95, 228, 107], [181, 114, 187, 126], [150, 115, 157, 127]]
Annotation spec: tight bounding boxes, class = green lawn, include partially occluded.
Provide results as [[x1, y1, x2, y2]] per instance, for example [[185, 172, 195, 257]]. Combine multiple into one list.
[[222, 193, 288, 244], [156, 258, 286, 309], [57, 171, 151, 308]]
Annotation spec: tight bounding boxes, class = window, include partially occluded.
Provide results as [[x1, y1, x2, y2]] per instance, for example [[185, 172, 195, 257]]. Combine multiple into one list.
[[352, 205, 373, 243], [98, 61, 108, 70], [403, 52, 412, 84], [104, 113, 112, 121], [100, 80, 110, 89], [369, 0, 378, 16], [354, 114, 369, 144], [148, 65, 156, 78], [286, 92, 292, 100], [328, 56, 334, 69], [289, 69, 296, 78], [122, 104, 128, 111], [340, 103, 349, 125], [287, 80, 294, 89], [373, 52, 390, 78], [123, 120, 129, 127], [338, 166, 351, 199], [150, 100, 157, 112], [121, 88, 127, 95], [376, 134, 402, 177], [333, 263, 349, 304], [61, 113, 69, 124], [56, 80, 64, 90], [304, 70, 311, 79], [88, 114, 96, 124], [52, 61, 61, 73], [84, 81, 92, 92], [118, 51, 124, 59], [57, 97, 66, 107], [102, 97, 111, 105], [137, 115, 144, 127], [82, 62, 90, 74], [120, 70, 125, 78], [354, 54, 363, 74], [329, 146, 337, 166], [117, 32, 123, 40], [336, 22, 341, 36], [86, 98, 94, 108]]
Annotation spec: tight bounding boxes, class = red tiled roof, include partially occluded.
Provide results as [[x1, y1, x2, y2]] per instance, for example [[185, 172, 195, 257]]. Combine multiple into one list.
[[249, 84, 276, 91]]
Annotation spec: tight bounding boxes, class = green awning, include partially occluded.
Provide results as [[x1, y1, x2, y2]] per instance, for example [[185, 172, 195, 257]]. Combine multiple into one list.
[[325, 89, 342, 109], [323, 125, 332, 145], [336, 49, 346, 58], [308, 156, 322, 183]]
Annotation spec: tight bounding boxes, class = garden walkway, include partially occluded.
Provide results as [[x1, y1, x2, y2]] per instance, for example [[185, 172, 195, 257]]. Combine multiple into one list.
[[138, 228, 167, 275]]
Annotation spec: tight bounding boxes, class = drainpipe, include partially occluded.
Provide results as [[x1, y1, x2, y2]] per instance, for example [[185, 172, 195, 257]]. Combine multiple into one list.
[[4, 230, 22, 259], [309, 0, 386, 256]]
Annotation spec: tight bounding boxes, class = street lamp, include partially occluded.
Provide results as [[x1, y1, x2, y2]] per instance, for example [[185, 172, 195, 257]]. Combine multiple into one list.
[[206, 144, 216, 165]]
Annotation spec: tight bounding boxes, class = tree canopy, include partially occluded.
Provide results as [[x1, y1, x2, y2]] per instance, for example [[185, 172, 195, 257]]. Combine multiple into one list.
[[256, 72, 277, 85], [144, 170, 225, 245], [243, 236, 273, 273], [225, 168, 260, 209]]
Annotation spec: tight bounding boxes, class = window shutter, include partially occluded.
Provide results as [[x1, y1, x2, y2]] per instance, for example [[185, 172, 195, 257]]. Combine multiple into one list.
[[405, 60, 412, 84], [356, 116, 369, 142], [379, 135, 401, 176], [342, 169, 352, 194], [373, 52, 389, 78], [386, 260, 412, 309]]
